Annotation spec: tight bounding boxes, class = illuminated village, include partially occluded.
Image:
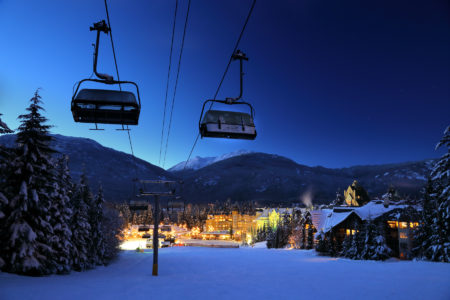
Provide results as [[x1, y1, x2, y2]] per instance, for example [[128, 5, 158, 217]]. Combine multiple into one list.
[[119, 180, 422, 260]]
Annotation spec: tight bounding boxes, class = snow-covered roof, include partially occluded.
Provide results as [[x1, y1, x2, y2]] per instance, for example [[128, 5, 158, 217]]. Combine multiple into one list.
[[322, 211, 360, 233], [354, 200, 409, 220], [310, 209, 332, 232], [313, 200, 416, 233]]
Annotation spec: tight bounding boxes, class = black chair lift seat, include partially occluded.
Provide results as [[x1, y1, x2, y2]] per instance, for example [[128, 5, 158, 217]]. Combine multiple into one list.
[[72, 88, 140, 125], [200, 109, 256, 140], [71, 20, 141, 127]]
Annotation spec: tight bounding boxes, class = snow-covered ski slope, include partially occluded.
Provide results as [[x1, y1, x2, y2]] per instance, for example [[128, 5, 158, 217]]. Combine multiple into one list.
[[1, 247, 449, 300]]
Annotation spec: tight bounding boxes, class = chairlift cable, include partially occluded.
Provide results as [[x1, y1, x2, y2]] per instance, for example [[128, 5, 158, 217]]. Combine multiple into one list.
[[162, 0, 192, 168], [159, 0, 179, 166], [104, 0, 122, 90], [126, 125, 140, 184], [104, 0, 139, 195], [183, 0, 256, 170]]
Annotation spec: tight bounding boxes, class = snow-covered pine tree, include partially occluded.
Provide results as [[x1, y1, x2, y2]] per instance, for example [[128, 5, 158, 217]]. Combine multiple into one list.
[[0, 113, 13, 134], [306, 228, 314, 249], [0, 192, 8, 269], [48, 155, 74, 274], [315, 230, 330, 254], [340, 234, 352, 257], [416, 184, 435, 256], [371, 223, 392, 260], [289, 211, 304, 249], [2, 91, 58, 275], [144, 204, 153, 225], [0, 114, 13, 270], [347, 234, 359, 259], [331, 189, 344, 206], [89, 186, 106, 266], [359, 218, 376, 259], [427, 126, 450, 262], [343, 221, 361, 259], [70, 171, 92, 271], [413, 178, 434, 259], [102, 204, 123, 264], [359, 217, 391, 260]]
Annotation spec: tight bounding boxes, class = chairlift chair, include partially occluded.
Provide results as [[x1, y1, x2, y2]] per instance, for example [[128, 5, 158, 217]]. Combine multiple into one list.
[[199, 100, 256, 140], [198, 50, 256, 140], [71, 20, 141, 127]]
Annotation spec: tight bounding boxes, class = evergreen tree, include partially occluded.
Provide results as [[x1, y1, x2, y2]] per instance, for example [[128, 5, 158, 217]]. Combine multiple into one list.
[[144, 205, 153, 225], [48, 155, 74, 274], [289, 211, 304, 249], [0, 114, 13, 270], [360, 218, 377, 259], [359, 218, 391, 260], [347, 234, 360, 259], [1, 91, 57, 275], [331, 189, 344, 206], [71, 172, 92, 271], [426, 126, 450, 262], [88, 186, 106, 266], [343, 221, 361, 259], [315, 230, 330, 253], [0, 113, 13, 134], [102, 204, 123, 264], [267, 215, 292, 248], [255, 223, 268, 243], [413, 178, 435, 259], [371, 224, 392, 260], [306, 226, 314, 249], [0, 192, 8, 269], [340, 234, 352, 257]]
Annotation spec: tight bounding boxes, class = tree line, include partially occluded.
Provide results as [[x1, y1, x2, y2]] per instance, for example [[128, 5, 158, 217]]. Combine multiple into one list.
[[0, 91, 123, 276]]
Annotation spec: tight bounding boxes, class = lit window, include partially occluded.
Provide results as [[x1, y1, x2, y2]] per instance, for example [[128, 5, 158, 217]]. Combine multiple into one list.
[[399, 222, 408, 229], [410, 222, 419, 228], [399, 232, 408, 239], [346, 229, 351, 236], [387, 221, 398, 228]]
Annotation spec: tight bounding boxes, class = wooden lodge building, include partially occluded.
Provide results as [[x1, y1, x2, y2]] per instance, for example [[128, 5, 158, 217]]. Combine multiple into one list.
[[308, 182, 421, 259]]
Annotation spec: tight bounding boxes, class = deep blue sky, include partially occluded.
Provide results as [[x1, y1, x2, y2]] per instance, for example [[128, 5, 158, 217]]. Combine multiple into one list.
[[0, 0, 448, 169]]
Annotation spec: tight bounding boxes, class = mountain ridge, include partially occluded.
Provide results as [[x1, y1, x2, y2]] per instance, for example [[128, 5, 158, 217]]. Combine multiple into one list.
[[0, 134, 434, 205]]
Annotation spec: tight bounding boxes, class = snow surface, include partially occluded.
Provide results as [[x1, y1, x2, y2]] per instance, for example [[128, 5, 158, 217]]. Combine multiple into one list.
[[1, 247, 449, 300]]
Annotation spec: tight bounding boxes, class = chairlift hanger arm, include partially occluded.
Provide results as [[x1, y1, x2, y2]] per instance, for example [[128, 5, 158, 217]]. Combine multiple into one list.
[[90, 20, 114, 82], [226, 50, 248, 103]]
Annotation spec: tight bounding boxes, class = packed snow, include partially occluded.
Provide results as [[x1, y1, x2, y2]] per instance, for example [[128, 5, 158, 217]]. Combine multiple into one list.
[[1, 247, 449, 300]]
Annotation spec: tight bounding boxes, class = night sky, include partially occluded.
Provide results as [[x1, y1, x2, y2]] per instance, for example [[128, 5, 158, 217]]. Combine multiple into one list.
[[0, 0, 448, 169]]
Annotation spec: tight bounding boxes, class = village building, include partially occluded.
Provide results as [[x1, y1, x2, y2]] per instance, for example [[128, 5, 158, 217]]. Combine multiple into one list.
[[310, 200, 420, 259], [343, 180, 371, 206], [203, 211, 258, 241]]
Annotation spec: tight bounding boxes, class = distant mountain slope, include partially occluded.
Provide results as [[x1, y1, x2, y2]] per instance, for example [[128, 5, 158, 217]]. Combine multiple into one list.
[[0, 134, 173, 203], [176, 153, 434, 205], [168, 150, 252, 172], [0, 134, 434, 205]]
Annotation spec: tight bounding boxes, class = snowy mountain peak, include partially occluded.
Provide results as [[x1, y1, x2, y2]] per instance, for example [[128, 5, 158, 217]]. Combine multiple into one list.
[[168, 149, 252, 172]]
